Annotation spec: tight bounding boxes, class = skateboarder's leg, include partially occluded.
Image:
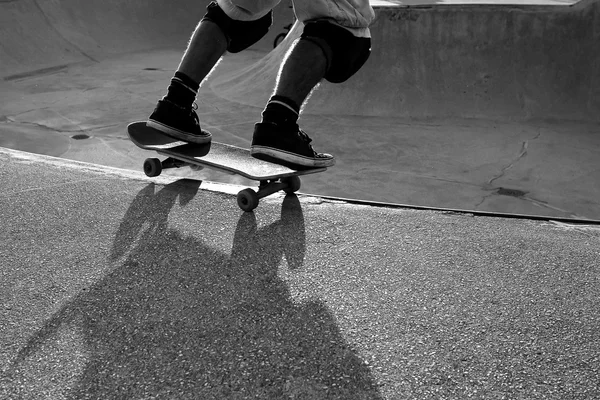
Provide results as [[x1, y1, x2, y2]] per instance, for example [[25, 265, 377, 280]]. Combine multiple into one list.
[[177, 20, 228, 87], [251, 0, 374, 168], [148, 0, 276, 143], [271, 38, 327, 112], [179, 0, 275, 81]]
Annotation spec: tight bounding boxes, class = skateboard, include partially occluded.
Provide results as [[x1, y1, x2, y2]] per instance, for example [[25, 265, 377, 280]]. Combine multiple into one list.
[[127, 122, 327, 212]]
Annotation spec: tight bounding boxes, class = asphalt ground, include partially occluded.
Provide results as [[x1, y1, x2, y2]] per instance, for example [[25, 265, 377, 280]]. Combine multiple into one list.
[[1, 148, 599, 399]]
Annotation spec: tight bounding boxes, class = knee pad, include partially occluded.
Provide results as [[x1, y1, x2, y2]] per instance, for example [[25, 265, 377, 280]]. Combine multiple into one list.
[[202, 1, 272, 53], [300, 21, 371, 84]]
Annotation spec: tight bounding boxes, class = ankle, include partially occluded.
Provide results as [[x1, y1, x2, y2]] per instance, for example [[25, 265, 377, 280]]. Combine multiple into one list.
[[261, 95, 300, 126], [163, 71, 199, 109]]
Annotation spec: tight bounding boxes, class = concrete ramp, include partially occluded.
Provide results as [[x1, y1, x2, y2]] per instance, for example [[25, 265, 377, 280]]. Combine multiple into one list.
[[0, 0, 203, 79], [1, 0, 599, 220], [0, 0, 293, 80], [212, 0, 600, 121]]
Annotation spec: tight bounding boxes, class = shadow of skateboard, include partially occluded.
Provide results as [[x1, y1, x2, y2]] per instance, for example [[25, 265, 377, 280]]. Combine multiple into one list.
[[127, 122, 327, 211]]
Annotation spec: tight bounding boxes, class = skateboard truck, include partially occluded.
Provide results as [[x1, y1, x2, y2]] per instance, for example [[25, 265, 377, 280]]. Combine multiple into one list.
[[237, 177, 301, 212]]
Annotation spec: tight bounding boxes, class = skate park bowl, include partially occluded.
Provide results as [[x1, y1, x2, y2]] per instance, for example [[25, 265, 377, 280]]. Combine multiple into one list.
[[1, 0, 599, 220]]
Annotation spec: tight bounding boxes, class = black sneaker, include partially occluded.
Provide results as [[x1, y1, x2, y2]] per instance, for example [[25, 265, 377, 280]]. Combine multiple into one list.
[[251, 122, 335, 169], [147, 99, 211, 144]]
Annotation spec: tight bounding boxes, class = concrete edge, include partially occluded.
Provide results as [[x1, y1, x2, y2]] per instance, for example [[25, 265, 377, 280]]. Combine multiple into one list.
[[0, 147, 241, 197], [3, 147, 600, 226], [372, 0, 583, 10], [314, 194, 600, 226]]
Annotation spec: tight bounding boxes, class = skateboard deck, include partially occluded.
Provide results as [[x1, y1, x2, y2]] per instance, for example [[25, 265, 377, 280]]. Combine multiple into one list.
[[127, 121, 327, 211]]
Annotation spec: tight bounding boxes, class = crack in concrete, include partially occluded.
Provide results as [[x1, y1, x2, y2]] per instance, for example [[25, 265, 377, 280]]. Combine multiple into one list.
[[4, 117, 122, 138], [6, 107, 54, 119], [487, 130, 542, 186], [475, 131, 544, 209], [5, 108, 122, 134], [474, 189, 496, 209], [354, 168, 482, 188], [474, 188, 582, 217], [4, 119, 83, 134]]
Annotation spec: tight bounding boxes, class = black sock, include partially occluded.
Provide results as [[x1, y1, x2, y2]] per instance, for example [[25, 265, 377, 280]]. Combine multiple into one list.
[[164, 71, 199, 109], [261, 95, 300, 126]]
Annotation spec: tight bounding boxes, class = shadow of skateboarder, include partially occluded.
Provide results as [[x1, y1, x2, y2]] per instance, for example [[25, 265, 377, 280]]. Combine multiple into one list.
[[5, 180, 383, 399]]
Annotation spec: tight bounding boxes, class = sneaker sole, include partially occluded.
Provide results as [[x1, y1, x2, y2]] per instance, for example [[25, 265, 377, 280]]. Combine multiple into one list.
[[250, 146, 335, 168], [147, 120, 212, 144]]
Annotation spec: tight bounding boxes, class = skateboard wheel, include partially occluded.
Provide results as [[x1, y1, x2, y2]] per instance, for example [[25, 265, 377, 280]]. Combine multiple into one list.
[[282, 176, 301, 194], [143, 158, 162, 177], [237, 188, 259, 212]]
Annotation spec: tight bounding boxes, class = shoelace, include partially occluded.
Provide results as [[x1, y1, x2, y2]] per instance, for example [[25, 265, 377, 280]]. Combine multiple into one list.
[[161, 98, 198, 116], [297, 129, 321, 156], [298, 129, 312, 144]]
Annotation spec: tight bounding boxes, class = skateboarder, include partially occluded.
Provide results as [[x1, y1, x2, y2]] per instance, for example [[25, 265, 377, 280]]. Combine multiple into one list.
[[147, 0, 374, 168]]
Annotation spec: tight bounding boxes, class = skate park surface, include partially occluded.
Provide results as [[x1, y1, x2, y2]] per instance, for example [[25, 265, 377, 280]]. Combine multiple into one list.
[[1, 0, 600, 398], [1, 0, 599, 220]]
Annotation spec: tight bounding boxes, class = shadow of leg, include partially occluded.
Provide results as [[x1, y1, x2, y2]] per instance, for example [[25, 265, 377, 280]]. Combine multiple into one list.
[[5, 182, 383, 399]]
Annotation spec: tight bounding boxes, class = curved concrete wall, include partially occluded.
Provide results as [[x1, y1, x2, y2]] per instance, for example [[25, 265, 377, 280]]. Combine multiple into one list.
[[3, 0, 598, 121], [0, 0, 293, 79], [0, 0, 206, 78], [213, 0, 600, 122]]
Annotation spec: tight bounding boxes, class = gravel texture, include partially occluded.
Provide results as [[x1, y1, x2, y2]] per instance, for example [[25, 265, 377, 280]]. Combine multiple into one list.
[[1, 149, 599, 399]]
